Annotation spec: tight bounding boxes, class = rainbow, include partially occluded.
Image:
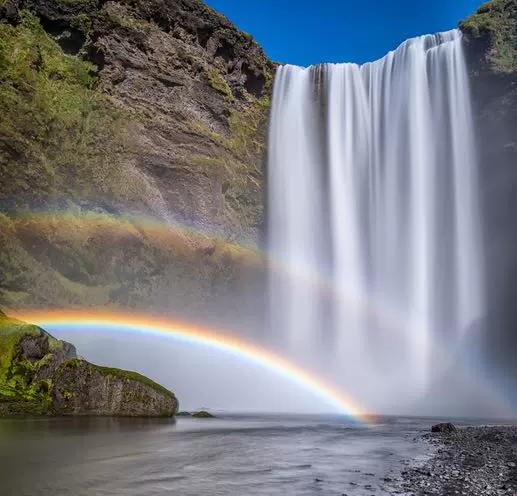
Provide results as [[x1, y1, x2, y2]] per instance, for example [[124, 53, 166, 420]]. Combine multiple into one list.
[[0, 209, 437, 344], [10, 310, 371, 423], [6, 210, 514, 417]]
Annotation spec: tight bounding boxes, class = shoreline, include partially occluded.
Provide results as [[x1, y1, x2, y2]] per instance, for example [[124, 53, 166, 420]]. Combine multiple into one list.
[[387, 426, 517, 495]]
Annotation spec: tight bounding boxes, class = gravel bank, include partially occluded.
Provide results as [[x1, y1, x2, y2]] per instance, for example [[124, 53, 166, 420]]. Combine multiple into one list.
[[389, 426, 517, 495]]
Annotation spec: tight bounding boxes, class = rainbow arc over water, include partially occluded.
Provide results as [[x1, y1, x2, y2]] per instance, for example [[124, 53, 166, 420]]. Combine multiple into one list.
[[11, 310, 371, 424]]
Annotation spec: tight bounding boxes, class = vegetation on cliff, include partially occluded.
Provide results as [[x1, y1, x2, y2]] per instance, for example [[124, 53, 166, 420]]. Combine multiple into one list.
[[0, 315, 55, 412], [461, 0, 517, 73], [0, 0, 273, 318], [0, 311, 178, 416], [0, 11, 129, 211]]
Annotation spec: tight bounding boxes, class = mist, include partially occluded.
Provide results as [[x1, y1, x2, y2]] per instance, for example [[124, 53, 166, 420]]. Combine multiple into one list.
[[47, 328, 344, 414]]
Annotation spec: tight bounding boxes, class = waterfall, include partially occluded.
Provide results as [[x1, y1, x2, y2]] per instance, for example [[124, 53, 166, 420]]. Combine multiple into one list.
[[268, 30, 483, 411]]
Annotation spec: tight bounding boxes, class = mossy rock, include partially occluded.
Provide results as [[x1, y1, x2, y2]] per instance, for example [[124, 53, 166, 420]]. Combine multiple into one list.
[[0, 311, 178, 417], [192, 410, 215, 418], [460, 0, 517, 73]]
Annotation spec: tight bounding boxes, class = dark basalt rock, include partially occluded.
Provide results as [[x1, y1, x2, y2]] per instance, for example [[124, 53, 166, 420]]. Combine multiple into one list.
[[431, 422, 458, 434], [460, 1, 517, 398]]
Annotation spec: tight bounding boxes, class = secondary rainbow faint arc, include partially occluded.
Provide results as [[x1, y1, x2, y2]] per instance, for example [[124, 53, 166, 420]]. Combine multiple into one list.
[[11, 310, 370, 423]]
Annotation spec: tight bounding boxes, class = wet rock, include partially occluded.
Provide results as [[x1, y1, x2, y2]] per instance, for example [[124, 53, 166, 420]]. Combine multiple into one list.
[[394, 426, 517, 495], [432, 422, 457, 433]]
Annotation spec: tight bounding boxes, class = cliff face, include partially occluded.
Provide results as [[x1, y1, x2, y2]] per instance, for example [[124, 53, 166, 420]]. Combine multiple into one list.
[[0, 0, 273, 324], [460, 0, 517, 385], [0, 312, 178, 416], [0, 0, 273, 235]]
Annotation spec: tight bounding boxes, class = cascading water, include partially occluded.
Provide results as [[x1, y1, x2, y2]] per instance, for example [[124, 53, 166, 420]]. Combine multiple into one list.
[[268, 30, 483, 412]]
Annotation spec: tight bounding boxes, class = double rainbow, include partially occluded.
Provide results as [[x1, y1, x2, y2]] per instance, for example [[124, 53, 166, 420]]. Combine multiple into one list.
[[11, 310, 371, 423]]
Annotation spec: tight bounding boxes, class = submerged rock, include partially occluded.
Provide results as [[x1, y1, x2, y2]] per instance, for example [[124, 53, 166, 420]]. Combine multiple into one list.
[[0, 312, 178, 417], [431, 422, 457, 434]]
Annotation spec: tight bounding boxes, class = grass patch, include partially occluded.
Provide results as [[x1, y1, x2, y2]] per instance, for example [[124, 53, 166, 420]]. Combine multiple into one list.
[[189, 155, 227, 170], [101, 9, 151, 31], [461, 0, 517, 73], [0, 318, 38, 382], [206, 69, 233, 98], [92, 364, 176, 398], [0, 316, 54, 406], [0, 11, 133, 211], [56, 0, 99, 5]]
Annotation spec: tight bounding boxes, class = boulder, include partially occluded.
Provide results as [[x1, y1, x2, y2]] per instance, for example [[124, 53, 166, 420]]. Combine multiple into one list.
[[192, 410, 215, 418], [0, 312, 178, 417], [431, 422, 457, 434]]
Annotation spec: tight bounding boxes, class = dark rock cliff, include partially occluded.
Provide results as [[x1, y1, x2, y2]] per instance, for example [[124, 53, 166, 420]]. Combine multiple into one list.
[[0, 311, 178, 416], [0, 0, 273, 235], [0, 0, 273, 327], [460, 0, 517, 390]]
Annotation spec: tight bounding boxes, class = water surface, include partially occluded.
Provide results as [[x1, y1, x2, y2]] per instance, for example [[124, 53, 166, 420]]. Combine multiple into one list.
[[0, 414, 486, 495]]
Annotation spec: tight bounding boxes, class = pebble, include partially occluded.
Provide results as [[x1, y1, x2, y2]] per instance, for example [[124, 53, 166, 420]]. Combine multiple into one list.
[[384, 426, 517, 496]]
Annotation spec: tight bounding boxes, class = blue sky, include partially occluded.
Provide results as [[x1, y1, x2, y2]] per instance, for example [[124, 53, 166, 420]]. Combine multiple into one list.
[[205, 0, 484, 66]]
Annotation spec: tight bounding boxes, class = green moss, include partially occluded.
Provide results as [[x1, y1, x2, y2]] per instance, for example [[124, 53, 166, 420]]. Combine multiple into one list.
[[91, 364, 176, 399], [227, 98, 269, 161], [0, 11, 133, 211], [242, 32, 253, 43], [192, 410, 215, 418], [102, 9, 151, 31], [0, 401, 52, 416], [59, 387, 75, 401], [58, 358, 81, 371], [0, 318, 39, 382], [189, 155, 227, 170], [72, 13, 93, 34], [206, 69, 233, 98], [48, 336, 64, 352], [461, 0, 517, 73], [187, 122, 229, 147], [0, 313, 177, 416], [56, 0, 99, 5], [0, 317, 55, 407], [197, 1, 229, 24]]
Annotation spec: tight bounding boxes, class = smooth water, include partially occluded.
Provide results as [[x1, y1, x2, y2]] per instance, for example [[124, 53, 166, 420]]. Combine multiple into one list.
[[0, 415, 479, 495], [268, 30, 483, 412]]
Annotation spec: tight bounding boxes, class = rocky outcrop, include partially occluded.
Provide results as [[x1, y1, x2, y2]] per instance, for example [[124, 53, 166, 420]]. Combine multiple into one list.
[[431, 422, 458, 434], [51, 359, 178, 417], [191, 409, 215, 418], [459, 1, 517, 392], [0, 311, 178, 416], [0, 0, 273, 325]]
